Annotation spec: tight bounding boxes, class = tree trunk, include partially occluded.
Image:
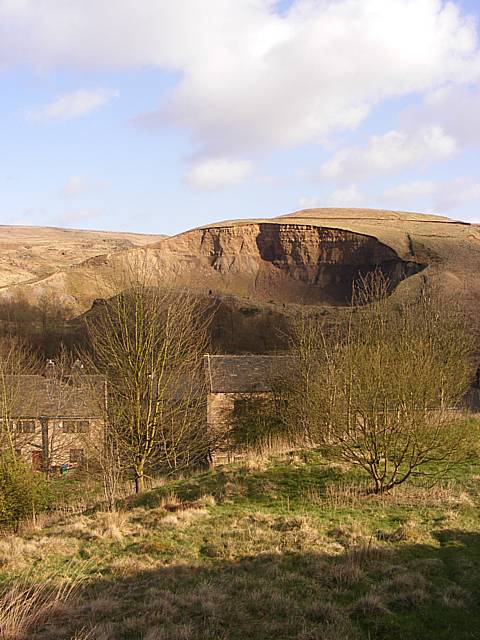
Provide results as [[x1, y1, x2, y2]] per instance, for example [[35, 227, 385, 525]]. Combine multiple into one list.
[[135, 470, 145, 493]]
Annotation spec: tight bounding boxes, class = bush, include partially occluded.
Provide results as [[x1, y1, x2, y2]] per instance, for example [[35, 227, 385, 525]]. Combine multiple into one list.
[[231, 396, 286, 449], [0, 454, 52, 531], [284, 274, 476, 493]]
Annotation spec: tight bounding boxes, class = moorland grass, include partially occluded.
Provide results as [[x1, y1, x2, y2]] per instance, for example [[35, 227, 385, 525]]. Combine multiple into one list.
[[0, 445, 479, 640]]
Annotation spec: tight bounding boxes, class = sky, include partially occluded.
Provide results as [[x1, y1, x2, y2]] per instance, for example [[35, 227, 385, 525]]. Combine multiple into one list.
[[1, 0, 480, 235]]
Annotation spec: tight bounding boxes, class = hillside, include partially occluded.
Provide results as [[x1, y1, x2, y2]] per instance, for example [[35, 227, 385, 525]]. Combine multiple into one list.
[[1, 444, 480, 639], [0, 225, 165, 288], [0, 208, 478, 320]]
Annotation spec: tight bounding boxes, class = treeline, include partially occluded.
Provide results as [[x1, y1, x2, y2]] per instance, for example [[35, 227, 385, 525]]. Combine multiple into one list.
[[0, 290, 293, 359], [0, 293, 85, 357], [0, 266, 478, 531]]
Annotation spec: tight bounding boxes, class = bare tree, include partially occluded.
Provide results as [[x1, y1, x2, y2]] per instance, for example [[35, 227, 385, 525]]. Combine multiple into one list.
[[86, 261, 213, 493], [285, 273, 475, 493], [0, 337, 39, 458], [79, 384, 122, 511]]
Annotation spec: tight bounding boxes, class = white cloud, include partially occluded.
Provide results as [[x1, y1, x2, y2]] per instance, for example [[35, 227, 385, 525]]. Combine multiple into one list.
[[381, 177, 480, 213], [383, 180, 436, 204], [53, 209, 102, 227], [320, 126, 456, 183], [27, 88, 119, 122], [329, 185, 365, 207], [61, 175, 106, 198], [186, 157, 251, 190], [402, 85, 480, 147], [5, 206, 101, 228], [298, 190, 366, 209], [434, 177, 480, 211], [1, 1, 479, 153], [298, 195, 321, 209]]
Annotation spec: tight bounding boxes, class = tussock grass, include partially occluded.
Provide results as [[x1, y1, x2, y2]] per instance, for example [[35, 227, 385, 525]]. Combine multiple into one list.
[[0, 445, 479, 639], [0, 535, 79, 571], [0, 569, 84, 640]]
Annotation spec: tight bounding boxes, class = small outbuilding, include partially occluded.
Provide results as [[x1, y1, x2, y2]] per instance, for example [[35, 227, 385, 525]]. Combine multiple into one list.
[[204, 354, 289, 463]]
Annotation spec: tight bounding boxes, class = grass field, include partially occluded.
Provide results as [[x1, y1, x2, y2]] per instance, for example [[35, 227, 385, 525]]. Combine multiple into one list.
[[1, 444, 480, 640]]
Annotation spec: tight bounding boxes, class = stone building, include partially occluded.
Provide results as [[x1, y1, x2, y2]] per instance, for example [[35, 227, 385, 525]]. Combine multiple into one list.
[[204, 353, 480, 465], [204, 354, 289, 463], [1, 371, 105, 469]]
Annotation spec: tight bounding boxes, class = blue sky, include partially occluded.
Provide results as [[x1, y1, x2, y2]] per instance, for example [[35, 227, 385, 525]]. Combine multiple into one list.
[[1, 0, 480, 235]]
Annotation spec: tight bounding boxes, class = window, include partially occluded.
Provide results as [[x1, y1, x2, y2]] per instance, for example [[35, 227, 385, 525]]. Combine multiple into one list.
[[76, 420, 89, 433], [63, 420, 76, 433], [69, 448, 84, 463], [63, 419, 89, 433], [16, 419, 36, 433]]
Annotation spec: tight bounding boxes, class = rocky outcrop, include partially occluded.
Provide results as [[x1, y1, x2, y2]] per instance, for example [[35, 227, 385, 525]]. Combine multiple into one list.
[[254, 223, 423, 303], [0, 208, 479, 318], [167, 222, 424, 304]]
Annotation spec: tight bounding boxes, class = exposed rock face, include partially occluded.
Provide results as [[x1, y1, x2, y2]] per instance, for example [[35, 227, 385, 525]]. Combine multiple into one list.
[[0, 208, 479, 320], [254, 223, 423, 303], [176, 222, 424, 304]]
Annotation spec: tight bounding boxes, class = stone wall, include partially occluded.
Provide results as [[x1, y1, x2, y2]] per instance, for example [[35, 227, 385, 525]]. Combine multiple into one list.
[[13, 417, 103, 468]]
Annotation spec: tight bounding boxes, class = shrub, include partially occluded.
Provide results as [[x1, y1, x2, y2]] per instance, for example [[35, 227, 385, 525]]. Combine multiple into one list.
[[0, 454, 51, 531], [231, 396, 286, 449], [284, 273, 475, 493]]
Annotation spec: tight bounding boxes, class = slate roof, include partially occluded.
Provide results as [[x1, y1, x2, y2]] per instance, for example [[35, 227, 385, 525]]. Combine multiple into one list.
[[2, 375, 105, 418], [204, 354, 290, 393]]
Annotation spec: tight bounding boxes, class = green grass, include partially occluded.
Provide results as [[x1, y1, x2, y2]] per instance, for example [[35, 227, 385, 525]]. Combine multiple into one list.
[[1, 448, 480, 639]]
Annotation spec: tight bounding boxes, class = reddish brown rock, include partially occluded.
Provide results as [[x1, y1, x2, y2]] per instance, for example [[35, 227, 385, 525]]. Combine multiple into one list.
[[0, 208, 479, 319]]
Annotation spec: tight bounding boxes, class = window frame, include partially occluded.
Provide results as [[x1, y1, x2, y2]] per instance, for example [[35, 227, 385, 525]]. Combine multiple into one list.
[[16, 419, 36, 434], [69, 448, 84, 463], [62, 419, 90, 434]]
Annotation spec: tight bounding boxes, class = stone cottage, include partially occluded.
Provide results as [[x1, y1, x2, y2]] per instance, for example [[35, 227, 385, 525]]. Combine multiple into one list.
[[0, 369, 105, 469], [204, 354, 289, 463]]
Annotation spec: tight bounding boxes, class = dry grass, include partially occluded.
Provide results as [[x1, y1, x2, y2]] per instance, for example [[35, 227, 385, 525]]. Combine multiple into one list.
[[442, 584, 469, 608], [352, 593, 391, 617], [159, 508, 209, 531], [322, 480, 370, 509], [329, 543, 389, 587], [239, 438, 299, 471], [93, 510, 132, 541], [143, 624, 196, 640], [0, 447, 478, 640], [376, 518, 426, 543], [69, 630, 97, 640], [60, 509, 146, 542], [0, 535, 79, 571], [0, 571, 83, 640], [328, 521, 371, 548], [315, 476, 477, 513], [387, 482, 476, 509]]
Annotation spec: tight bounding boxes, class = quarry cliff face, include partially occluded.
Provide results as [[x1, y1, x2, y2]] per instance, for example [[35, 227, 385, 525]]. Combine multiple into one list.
[[158, 222, 424, 305], [1, 208, 478, 318]]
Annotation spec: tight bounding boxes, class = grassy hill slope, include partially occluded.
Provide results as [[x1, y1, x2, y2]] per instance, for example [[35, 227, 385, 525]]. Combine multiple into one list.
[[0, 225, 165, 288], [2, 209, 480, 321], [1, 435, 480, 640]]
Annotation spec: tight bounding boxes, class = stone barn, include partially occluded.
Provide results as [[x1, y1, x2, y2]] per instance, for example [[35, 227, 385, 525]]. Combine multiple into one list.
[[204, 354, 289, 463], [0, 368, 105, 470], [204, 354, 480, 465]]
